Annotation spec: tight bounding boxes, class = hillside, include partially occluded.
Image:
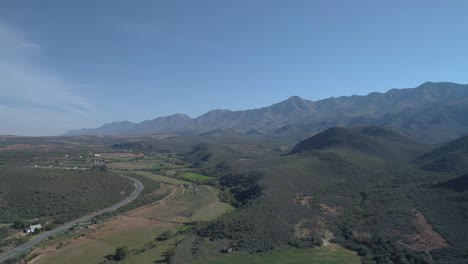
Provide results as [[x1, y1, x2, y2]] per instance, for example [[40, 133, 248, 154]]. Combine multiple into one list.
[[290, 127, 383, 154], [180, 127, 468, 264], [433, 174, 468, 192], [290, 126, 430, 160], [414, 135, 468, 173], [64, 82, 468, 143]]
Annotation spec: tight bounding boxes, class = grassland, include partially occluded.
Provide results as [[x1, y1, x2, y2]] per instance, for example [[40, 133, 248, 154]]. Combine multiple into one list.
[[191, 186, 234, 221], [178, 172, 214, 184], [195, 245, 360, 264], [133, 171, 188, 185]]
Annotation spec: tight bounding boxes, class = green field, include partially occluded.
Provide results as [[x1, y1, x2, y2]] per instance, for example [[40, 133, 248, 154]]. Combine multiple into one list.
[[185, 186, 233, 222], [179, 172, 214, 184], [195, 246, 360, 264], [134, 171, 189, 185]]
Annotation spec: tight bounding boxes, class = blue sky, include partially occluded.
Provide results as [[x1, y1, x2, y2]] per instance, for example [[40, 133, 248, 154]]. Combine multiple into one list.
[[1, 1, 468, 135]]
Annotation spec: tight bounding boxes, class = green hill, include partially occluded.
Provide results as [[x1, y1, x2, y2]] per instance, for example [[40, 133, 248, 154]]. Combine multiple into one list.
[[414, 135, 468, 173], [180, 127, 468, 264], [290, 126, 430, 161], [290, 127, 383, 154], [184, 143, 244, 167], [433, 174, 468, 192]]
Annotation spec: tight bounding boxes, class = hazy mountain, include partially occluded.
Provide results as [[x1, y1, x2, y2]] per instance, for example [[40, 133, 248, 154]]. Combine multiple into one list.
[[65, 82, 468, 143]]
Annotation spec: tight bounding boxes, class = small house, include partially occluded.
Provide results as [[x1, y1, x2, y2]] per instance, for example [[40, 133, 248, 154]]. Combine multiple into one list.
[[24, 224, 42, 234]]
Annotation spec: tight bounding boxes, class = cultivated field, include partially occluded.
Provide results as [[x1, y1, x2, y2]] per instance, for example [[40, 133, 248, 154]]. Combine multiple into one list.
[[28, 173, 232, 264], [178, 172, 214, 184], [195, 245, 360, 264]]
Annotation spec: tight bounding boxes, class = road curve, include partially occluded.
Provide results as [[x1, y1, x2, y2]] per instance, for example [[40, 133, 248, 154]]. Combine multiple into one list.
[[0, 174, 144, 263]]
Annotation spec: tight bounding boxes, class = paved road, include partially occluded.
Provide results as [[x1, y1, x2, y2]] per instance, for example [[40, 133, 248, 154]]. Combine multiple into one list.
[[0, 174, 144, 263]]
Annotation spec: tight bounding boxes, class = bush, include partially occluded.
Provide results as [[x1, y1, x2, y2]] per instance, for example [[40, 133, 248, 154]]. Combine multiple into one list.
[[113, 246, 130, 261], [156, 231, 174, 241]]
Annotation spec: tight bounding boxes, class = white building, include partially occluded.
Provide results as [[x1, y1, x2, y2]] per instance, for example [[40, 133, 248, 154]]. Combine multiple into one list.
[[25, 224, 42, 234]]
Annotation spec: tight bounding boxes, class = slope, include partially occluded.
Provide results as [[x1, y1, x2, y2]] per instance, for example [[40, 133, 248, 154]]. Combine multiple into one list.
[[290, 126, 430, 161], [185, 126, 468, 264], [413, 135, 468, 173]]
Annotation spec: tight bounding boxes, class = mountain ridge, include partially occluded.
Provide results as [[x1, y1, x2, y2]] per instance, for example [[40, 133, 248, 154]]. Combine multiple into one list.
[[64, 82, 468, 143]]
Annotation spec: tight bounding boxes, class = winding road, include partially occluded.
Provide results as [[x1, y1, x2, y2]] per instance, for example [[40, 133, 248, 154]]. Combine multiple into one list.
[[0, 174, 144, 263]]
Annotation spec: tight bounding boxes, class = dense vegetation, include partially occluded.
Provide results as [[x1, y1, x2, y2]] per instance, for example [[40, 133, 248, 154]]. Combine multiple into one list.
[[183, 127, 468, 263], [0, 166, 134, 224], [414, 136, 468, 173], [217, 171, 263, 207], [3, 124, 468, 263]]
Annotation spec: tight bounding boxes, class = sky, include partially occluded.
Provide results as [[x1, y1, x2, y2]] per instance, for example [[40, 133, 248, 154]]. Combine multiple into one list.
[[1, 1, 468, 136]]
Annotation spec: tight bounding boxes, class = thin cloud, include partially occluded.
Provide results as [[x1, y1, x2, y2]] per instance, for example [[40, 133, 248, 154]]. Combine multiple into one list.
[[0, 21, 97, 135]]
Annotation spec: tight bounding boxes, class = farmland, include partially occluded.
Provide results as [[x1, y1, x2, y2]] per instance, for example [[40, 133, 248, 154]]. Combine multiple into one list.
[[30, 174, 232, 264], [3, 126, 468, 263], [178, 172, 214, 184], [195, 245, 360, 264]]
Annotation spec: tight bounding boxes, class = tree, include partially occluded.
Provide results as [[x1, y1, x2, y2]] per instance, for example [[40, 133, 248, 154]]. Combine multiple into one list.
[[156, 230, 174, 241], [113, 246, 130, 261], [91, 164, 107, 171], [12, 219, 28, 230]]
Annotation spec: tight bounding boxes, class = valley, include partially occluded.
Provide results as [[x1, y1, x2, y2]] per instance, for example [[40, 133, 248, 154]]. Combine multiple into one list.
[[1, 84, 468, 264], [1, 123, 468, 263], [2, 1, 468, 263]]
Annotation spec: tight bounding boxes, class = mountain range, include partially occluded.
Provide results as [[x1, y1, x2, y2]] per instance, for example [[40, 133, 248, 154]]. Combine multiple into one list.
[[65, 82, 468, 143]]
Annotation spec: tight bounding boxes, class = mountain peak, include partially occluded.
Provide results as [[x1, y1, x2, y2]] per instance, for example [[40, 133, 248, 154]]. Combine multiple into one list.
[[168, 113, 191, 119], [272, 95, 311, 112], [287, 95, 304, 102]]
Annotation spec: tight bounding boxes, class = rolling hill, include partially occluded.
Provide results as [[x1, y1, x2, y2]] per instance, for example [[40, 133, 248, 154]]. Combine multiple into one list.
[[182, 126, 468, 264], [414, 135, 468, 173], [64, 82, 468, 143], [290, 126, 431, 160], [433, 174, 468, 192]]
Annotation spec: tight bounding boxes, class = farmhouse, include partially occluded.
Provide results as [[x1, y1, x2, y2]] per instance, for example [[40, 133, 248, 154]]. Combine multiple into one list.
[[24, 224, 42, 234]]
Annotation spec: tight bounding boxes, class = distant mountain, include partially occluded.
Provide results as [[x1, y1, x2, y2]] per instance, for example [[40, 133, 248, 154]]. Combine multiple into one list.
[[65, 82, 468, 143]]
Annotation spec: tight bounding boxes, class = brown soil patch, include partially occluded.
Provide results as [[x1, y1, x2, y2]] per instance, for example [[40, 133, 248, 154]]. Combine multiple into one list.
[[27, 233, 94, 264], [294, 220, 312, 240], [0, 144, 33, 151], [320, 203, 343, 216], [294, 193, 314, 207], [401, 209, 448, 252]]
